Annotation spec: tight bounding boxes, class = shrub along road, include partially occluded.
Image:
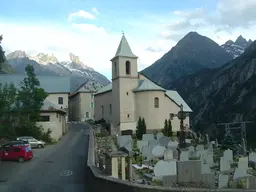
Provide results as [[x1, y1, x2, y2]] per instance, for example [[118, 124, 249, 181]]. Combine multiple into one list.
[[0, 122, 90, 192]]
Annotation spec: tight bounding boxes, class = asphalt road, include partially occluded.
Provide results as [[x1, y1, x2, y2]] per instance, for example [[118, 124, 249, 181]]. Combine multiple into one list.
[[0, 122, 90, 192]]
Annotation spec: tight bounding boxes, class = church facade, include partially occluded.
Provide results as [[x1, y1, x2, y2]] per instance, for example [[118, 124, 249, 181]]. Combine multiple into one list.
[[94, 34, 192, 135]]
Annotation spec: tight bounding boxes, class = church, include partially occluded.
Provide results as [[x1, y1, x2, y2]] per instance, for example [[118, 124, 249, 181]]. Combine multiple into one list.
[[94, 34, 192, 135]]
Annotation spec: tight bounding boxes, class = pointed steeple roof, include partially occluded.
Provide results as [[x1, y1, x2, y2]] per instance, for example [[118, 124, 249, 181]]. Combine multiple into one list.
[[111, 34, 138, 61]]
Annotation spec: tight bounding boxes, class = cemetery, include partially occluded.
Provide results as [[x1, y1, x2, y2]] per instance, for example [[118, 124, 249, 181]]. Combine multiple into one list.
[[91, 110, 256, 190]]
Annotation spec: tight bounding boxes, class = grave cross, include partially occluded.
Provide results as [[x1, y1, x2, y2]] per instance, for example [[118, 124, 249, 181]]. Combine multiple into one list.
[[177, 104, 187, 149]]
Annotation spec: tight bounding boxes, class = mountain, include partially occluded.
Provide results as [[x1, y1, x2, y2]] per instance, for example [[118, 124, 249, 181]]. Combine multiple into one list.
[[169, 41, 256, 145], [221, 35, 253, 59], [6, 51, 110, 92], [141, 32, 233, 88]]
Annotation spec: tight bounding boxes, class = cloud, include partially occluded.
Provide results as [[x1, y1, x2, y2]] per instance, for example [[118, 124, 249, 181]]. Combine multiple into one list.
[[92, 7, 100, 15], [71, 23, 107, 35], [68, 10, 96, 22], [159, 1, 256, 45], [216, 0, 256, 28], [145, 47, 163, 53]]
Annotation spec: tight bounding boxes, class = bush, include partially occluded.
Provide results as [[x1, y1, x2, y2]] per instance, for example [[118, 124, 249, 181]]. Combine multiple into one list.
[[40, 128, 52, 143]]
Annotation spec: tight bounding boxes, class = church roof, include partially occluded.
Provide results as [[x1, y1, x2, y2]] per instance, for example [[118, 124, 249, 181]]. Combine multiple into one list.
[[133, 79, 165, 92], [165, 90, 192, 112], [94, 83, 112, 95], [111, 34, 138, 61]]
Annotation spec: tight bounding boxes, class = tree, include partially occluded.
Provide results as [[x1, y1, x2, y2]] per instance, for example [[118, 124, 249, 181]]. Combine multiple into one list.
[[167, 119, 173, 137], [0, 34, 6, 71], [141, 118, 147, 134], [16, 65, 48, 137], [0, 83, 17, 138], [222, 134, 237, 152], [136, 117, 143, 139], [162, 119, 168, 136], [136, 117, 146, 139]]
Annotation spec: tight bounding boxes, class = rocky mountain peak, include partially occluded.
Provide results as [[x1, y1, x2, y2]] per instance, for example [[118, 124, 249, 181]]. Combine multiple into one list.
[[69, 53, 82, 65], [6, 50, 27, 59], [35, 53, 58, 65], [225, 40, 234, 45], [235, 35, 248, 47]]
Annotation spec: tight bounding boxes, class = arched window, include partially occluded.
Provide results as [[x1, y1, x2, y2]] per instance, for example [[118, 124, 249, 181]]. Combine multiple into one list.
[[101, 105, 104, 117], [154, 97, 159, 108], [114, 62, 117, 76], [125, 60, 131, 75], [109, 104, 112, 115]]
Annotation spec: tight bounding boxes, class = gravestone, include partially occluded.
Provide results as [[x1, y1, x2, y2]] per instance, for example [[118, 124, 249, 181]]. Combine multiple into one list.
[[154, 160, 177, 176], [142, 134, 154, 142], [118, 135, 132, 148], [156, 132, 164, 141], [220, 156, 231, 172], [173, 149, 179, 159], [180, 150, 189, 161], [188, 146, 195, 158], [148, 139, 158, 150], [249, 152, 256, 163], [196, 149, 205, 158], [218, 173, 229, 188], [223, 149, 233, 164], [142, 145, 153, 160], [167, 140, 178, 149], [159, 136, 171, 147], [137, 140, 148, 153], [152, 145, 166, 158], [207, 143, 213, 155], [233, 167, 247, 180], [177, 160, 201, 183], [196, 144, 204, 151], [242, 138, 247, 156], [206, 154, 214, 166], [238, 157, 248, 170], [204, 134, 210, 148], [164, 149, 173, 160], [201, 160, 211, 174]]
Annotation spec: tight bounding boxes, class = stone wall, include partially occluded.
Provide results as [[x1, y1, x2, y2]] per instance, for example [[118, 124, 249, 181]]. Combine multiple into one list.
[[85, 128, 250, 192]]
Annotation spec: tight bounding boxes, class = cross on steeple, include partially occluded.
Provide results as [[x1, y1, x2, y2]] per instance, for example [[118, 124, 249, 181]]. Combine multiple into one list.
[[122, 30, 124, 35]]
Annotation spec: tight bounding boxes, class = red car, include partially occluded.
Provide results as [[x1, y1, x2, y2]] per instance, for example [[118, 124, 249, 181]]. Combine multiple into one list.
[[0, 141, 33, 163]]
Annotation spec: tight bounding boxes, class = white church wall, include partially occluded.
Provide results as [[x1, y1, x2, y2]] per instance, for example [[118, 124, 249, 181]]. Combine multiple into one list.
[[135, 90, 190, 132]]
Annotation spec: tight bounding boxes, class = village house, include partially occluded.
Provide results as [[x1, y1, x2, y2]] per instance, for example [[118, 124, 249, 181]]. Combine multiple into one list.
[[69, 79, 103, 121], [0, 75, 70, 140], [94, 34, 192, 135]]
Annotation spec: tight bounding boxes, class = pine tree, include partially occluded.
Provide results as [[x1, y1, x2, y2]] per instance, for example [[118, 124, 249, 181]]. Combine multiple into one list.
[[162, 119, 168, 136], [222, 134, 237, 152], [141, 118, 147, 134], [167, 119, 173, 137], [136, 117, 143, 139]]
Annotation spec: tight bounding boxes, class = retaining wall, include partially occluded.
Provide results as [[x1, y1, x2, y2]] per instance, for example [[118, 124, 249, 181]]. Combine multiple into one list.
[[86, 128, 254, 192]]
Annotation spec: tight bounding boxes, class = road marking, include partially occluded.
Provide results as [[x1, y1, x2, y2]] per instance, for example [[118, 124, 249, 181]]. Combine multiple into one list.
[[60, 170, 73, 177]]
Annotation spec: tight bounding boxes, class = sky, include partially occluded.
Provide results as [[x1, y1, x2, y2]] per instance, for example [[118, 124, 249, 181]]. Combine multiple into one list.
[[1, 0, 256, 79]]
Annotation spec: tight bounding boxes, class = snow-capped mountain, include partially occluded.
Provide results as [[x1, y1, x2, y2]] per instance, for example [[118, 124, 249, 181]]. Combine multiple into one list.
[[6, 51, 110, 92], [221, 35, 253, 59]]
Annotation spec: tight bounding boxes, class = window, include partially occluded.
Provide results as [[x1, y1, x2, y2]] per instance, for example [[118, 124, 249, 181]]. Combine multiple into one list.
[[86, 112, 90, 118], [170, 113, 174, 120], [154, 97, 159, 108], [90, 102, 94, 108], [58, 97, 63, 104], [101, 105, 104, 117], [109, 104, 112, 115], [127, 114, 130, 118], [14, 148, 21, 152], [114, 62, 117, 76], [126, 92, 129, 95], [39, 115, 50, 122], [125, 61, 131, 75], [90, 93, 94, 99]]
